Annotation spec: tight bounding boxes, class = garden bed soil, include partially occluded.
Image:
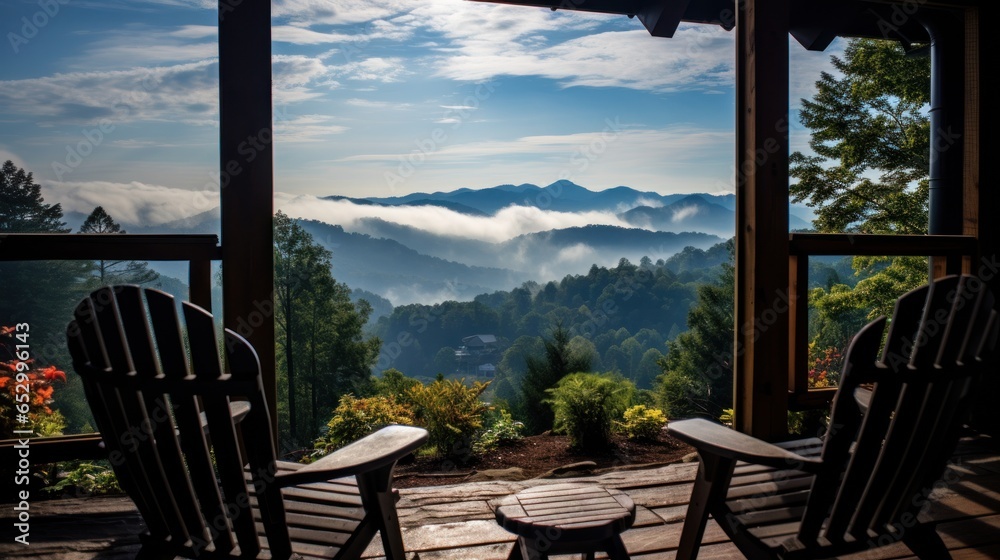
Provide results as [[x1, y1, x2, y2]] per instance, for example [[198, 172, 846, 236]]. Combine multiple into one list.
[[391, 432, 694, 488]]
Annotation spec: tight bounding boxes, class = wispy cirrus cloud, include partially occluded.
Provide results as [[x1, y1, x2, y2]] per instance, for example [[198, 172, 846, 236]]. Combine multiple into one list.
[[273, 0, 414, 25], [0, 55, 338, 126], [329, 56, 408, 82], [428, 25, 733, 92], [343, 125, 731, 165], [0, 60, 219, 126], [275, 115, 349, 143], [63, 25, 217, 69], [271, 0, 721, 93]]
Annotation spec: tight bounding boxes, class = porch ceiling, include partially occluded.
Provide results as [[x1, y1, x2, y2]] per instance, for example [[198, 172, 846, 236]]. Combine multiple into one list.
[[469, 0, 942, 50]]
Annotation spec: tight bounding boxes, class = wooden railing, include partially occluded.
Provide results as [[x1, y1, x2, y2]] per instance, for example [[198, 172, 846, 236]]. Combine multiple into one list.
[[0, 233, 222, 463], [787, 233, 978, 409], [0, 233, 221, 309]]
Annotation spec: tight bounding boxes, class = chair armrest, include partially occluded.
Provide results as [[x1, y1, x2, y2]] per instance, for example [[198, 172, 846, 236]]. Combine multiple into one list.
[[668, 418, 822, 472], [275, 425, 429, 487], [199, 400, 252, 432]]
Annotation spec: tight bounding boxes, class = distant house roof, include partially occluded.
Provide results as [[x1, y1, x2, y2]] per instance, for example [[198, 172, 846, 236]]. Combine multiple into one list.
[[462, 334, 497, 346], [478, 363, 497, 372]]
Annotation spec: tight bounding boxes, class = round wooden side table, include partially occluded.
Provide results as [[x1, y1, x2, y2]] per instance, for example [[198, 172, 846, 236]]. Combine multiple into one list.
[[492, 482, 636, 560]]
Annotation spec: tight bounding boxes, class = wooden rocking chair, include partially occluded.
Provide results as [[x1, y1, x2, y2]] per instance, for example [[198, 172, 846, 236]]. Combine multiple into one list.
[[67, 286, 428, 560], [668, 274, 998, 559]]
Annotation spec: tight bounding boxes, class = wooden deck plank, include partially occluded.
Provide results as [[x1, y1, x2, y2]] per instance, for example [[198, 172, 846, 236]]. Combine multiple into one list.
[[5, 437, 1000, 560]]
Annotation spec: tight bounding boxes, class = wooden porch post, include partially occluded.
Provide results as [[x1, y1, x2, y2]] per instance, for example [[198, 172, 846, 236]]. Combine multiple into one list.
[[218, 2, 276, 437], [971, 2, 1000, 438], [734, 0, 790, 439]]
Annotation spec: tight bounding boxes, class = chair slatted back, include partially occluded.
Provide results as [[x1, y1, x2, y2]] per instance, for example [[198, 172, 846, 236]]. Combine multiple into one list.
[[798, 275, 997, 546], [67, 286, 287, 558]]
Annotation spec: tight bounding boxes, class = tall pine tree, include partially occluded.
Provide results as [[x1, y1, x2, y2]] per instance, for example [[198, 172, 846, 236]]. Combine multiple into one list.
[[78, 206, 159, 287], [273, 211, 380, 446]]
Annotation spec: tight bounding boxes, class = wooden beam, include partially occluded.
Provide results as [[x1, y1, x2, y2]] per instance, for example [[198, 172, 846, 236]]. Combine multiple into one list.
[[788, 233, 977, 256], [0, 234, 220, 261], [734, 0, 790, 440], [637, 0, 692, 38], [218, 1, 276, 437]]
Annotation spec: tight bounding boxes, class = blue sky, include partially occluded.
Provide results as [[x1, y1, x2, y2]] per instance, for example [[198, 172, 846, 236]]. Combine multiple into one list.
[[0, 0, 841, 225]]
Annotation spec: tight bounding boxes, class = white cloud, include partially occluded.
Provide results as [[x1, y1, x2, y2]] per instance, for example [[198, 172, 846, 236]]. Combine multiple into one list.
[[41, 181, 218, 225], [790, 37, 844, 108], [274, 20, 413, 45], [555, 243, 594, 263], [331, 57, 408, 82], [274, 194, 638, 243], [271, 0, 723, 92], [273, 25, 360, 45], [169, 25, 217, 39], [0, 61, 219, 125], [344, 125, 731, 165], [0, 56, 339, 126], [273, 0, 414, 25], [431, 25, 733, 92], [275, 115, 349, 143], [671, 205, 701, 222], [345, 98, 410, 109], [58, 23, 216, 70], [0, 148, 30, 171]]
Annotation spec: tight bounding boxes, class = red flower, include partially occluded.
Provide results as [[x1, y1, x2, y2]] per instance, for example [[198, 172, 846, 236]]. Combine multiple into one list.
[[42, 366, 66, 382]]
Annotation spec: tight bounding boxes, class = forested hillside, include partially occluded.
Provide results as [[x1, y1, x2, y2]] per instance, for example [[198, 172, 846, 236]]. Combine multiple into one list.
[[371, 241, 734, 389]]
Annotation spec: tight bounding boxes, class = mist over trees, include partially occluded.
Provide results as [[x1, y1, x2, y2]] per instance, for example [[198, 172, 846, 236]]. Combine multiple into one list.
[[371, 243, 733, 396]]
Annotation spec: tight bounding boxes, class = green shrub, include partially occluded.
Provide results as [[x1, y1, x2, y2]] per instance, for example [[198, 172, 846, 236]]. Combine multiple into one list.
[[408, 378, 491, 460], [619, 405, 668, 441], [44, 461, 121, 497], [546, 372, 633, 451], [474, 408, 525, 454], [312, 395, 414, 456], [373, 368, 421, 404]]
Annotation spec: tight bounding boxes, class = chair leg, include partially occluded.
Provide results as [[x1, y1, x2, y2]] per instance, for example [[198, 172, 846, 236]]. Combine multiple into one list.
[[605, 535, 631, 560], [375, 488, 406, 560], [506, 539, 525, 560], [676, 454, 735, 560], [358, 466, 407, 560]]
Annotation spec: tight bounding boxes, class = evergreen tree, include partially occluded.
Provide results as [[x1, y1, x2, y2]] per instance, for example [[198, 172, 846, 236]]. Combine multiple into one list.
[[0, 160, 69, 234], [656, 250, 734, 420], [520, 323, 592, 434], [78, 206, 159, 287], [0, 160, 87, 334]]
